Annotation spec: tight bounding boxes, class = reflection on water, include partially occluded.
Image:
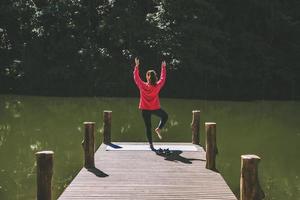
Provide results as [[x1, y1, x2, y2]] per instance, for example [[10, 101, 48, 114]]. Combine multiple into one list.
[[120, 124, 131, 134], [0, 95, 299, 199], [30, 141, 42, 151]]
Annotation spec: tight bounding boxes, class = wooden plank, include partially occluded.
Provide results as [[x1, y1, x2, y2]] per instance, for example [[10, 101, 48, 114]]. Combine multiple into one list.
[[58, 143, 237, 200]]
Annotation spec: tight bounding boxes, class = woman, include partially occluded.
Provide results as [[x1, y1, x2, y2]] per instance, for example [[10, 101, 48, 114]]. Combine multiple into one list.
[[133, 57, 168, 151]]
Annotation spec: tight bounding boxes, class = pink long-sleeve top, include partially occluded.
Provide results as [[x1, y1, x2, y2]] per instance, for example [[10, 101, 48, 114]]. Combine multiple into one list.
[[133, 63, 166, 110]]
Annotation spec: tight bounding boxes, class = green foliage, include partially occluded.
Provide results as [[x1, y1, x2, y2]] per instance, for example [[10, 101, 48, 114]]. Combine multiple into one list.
[[0, 0, 299, 99]]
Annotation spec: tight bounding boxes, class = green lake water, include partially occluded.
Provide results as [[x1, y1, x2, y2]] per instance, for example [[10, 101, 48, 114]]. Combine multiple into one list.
[[0, 95, 299, 199]]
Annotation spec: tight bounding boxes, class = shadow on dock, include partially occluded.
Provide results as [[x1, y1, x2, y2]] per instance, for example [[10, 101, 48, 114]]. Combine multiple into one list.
[[155, 150, 206, 164], [107, 143, 122, 149], [87, 167, 109, 177]]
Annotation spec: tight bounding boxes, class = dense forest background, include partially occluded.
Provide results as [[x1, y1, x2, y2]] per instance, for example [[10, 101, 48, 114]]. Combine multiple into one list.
[[0, 0, 299, 99]]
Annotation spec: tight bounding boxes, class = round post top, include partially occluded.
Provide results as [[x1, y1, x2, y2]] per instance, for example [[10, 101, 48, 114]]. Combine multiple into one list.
[[35, 150, 54, 155], [205, 122, 216, 125], [241, 154, 261, 160], [83, 122, 95, 125]]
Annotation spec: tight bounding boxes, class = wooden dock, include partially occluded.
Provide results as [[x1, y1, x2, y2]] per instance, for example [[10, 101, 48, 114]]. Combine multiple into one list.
[[58, 142, 237, 200]]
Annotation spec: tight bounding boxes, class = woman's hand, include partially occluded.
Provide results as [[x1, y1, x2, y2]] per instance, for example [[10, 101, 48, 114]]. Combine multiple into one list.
[[135, 57, 140, 66], [161, 60, 166, 67]]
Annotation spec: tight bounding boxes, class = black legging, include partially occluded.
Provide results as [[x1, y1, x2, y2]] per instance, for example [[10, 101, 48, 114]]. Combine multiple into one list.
[[141, 108, 168, 145]]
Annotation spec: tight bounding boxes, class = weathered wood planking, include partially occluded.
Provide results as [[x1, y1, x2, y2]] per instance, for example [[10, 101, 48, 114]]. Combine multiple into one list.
[[58, 143, 237, 200]]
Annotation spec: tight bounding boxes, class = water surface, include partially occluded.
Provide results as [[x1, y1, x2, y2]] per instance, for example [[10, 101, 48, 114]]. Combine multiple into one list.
[[0, 95, 299, 199]]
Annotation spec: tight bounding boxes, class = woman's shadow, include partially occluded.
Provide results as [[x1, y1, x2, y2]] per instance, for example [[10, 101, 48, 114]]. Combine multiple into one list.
[[87, 167, 109, 177], [154, 149, 205, 164]]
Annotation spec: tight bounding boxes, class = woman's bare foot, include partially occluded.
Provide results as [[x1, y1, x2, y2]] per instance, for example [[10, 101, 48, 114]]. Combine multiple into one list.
[[155, 128, 162, 140]]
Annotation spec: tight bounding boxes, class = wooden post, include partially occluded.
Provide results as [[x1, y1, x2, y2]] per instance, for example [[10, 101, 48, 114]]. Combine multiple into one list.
[[240, 155, 265, 200], [36, 151, 54, 200], [191, 110, 200, 145], [103, 110, 112, 144], [83, 122, 95, 168], [205, 122, 218, 170]]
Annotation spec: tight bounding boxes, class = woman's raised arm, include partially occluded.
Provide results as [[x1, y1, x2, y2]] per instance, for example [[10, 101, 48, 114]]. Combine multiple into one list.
[[157, 60, 166, 87], [133, 57, 144, 88]]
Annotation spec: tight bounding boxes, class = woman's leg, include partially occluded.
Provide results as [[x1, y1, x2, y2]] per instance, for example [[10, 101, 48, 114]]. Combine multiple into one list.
[[141, 110, 154, 149], [153, 108, 168, 129]]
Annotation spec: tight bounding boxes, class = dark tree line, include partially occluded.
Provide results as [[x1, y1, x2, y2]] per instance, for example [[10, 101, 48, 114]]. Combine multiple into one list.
[[1, 0, 299, 99]]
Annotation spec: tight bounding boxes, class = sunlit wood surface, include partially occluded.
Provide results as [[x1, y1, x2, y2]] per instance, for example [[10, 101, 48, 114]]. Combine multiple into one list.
[[58, 142, 237, 200]]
